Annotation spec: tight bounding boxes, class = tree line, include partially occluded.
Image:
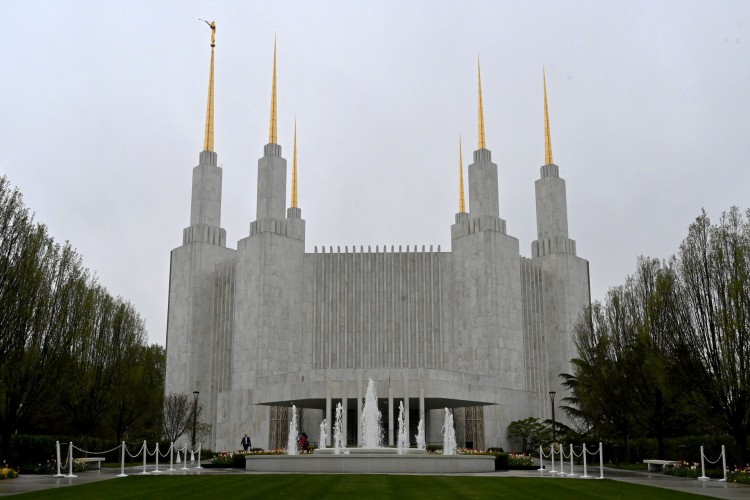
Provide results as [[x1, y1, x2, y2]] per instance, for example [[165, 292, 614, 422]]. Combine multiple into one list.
[[0, 176, 165, 460], [564, 207, 750, 464]]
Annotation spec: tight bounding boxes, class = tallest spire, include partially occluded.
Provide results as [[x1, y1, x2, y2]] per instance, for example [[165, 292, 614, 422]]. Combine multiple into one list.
[[477, 56, 486, 150], [543, 67, 553, 165], [202, 20, 216, 152], [268, 35, 278, 144]]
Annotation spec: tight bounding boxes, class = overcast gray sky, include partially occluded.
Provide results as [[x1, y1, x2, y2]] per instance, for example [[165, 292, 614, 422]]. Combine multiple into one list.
[[2, 1, 749, 346]]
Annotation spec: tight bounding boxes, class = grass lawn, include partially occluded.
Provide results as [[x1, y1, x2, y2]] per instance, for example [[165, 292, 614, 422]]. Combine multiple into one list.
[[15, 474, 708, 499]]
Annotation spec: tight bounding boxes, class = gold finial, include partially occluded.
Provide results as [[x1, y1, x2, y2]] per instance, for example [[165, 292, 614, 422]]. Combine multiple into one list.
[[269, 35, 278, 144], [201, 20, 216, 152], [459, 136, 466, 213], [292, 118, 298, 208], [477, 56, 486, 150], [543, 67, 553, 165]]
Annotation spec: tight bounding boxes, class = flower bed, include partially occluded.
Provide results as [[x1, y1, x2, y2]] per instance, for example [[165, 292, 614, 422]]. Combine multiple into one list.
[[0, 463, 19, 480], [728, 466, 750, 484]]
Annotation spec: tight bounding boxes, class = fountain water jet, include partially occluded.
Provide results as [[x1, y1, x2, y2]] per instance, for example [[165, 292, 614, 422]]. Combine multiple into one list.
[[415, 418, 425, 451], [360, 378, 382, 448], [287, 404, 298, 455], [333, 402, 348, 455], [442, 408, 456, 456], [318, 418, 328, 449], [397, 401, 408, 454]]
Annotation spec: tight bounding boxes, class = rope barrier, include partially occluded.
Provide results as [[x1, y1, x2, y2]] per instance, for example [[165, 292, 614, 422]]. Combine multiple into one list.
[[699, 444, 728, 481], [72, 443, 122, 455], [126, 442, 145, 459], [537, 445, 545, 471]]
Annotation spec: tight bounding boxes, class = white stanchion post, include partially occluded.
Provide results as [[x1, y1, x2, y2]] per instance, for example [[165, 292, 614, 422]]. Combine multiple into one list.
[[569, 443, 576, 477], [66, 442, 76, 478], [141, 440, 149, 475], [169, 442, 174, 471], [195, 443, 203, 469], [550, 444, 557, 474], [720, 445, 727, 482], [598, 442, 604, 479], [53, 441, 64, 478], [698, 445, 709, 480], [582, 443, 590, 478], [153, 443, 161, 473], [181, 445, 189, 470], [557, 444, 567, 476], [537, 445, 544, 471], [116, 442, 127, 477]]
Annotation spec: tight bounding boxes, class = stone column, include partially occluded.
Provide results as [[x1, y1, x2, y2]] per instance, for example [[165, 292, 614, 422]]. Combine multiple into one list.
[[356, 378, 363, 447], [325, 385, 332, 447], [403, 374, 409, 444], [388, 384, 394, 446]]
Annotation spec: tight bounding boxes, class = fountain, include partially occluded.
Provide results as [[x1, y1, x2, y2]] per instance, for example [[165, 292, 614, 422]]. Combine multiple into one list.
[[415, 418, 425, 451], [442, 408, 457, 455], [360, 379, 382, 448], [245, 379, 493, 473], [318, 418, 328, 449], [287, 404, 298, 456], [397, 401, 408, 454]]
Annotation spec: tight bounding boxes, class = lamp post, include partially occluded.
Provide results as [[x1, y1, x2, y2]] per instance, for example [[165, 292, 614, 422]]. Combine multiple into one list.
[[549, 391, 556, 442], [192, 391, 200, 449]]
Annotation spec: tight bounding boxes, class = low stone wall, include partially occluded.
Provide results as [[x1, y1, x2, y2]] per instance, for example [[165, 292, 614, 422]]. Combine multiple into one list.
[[245, 454, 494, 473]]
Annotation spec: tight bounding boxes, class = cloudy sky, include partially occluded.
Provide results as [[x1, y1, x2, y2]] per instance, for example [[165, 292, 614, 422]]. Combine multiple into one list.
[[2, 1, 749, 346]]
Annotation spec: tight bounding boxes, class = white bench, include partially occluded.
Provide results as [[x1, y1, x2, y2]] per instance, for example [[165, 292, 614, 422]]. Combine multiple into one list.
[[77, 457, 106, 470], [643, 459, 678, 471]]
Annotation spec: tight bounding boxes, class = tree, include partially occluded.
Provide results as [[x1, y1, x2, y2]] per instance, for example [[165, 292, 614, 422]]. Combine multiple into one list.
[[676, 208, 750, 463], [507, 417, 551, 453], [161, 393, 193, 444]]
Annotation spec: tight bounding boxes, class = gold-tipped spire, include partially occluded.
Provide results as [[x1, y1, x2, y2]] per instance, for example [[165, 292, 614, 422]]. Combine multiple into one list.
[[202, 20, 216, 151], [477, 56, 486, 150], [291, 118, 298, 208], [543, 67, 553, 165], [268, 36, 278, 144], [459, 136, 466, 213]]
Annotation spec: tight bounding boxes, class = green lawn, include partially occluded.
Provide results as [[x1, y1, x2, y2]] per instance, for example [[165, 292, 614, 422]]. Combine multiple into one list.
[[16, 475, 708, 499]]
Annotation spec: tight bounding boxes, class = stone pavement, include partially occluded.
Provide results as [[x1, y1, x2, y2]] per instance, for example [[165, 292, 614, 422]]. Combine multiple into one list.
[[1, 464, 749, 498]]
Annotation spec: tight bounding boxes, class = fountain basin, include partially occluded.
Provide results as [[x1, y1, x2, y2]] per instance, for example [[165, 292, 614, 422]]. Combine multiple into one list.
[[245, 454, 494, 473], [314, 447, 427, 455]]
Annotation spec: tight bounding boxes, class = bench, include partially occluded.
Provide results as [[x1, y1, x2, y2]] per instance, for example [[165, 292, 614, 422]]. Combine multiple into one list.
[[77, 457, 105, 470], [643, 459, 678, 472]]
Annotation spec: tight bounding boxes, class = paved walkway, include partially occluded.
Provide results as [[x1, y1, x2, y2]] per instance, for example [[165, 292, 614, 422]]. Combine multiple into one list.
[[0, 464, 749, 498]]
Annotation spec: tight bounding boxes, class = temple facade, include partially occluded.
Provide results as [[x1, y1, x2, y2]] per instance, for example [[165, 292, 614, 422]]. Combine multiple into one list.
[[165, 27, 590, 452]]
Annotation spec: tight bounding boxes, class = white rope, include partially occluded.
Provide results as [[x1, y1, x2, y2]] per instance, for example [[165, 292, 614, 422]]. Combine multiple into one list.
[[159, 443, 172, 458], [541, 448, 550, 458], [72, 443, 123, 455], [559, 446, 569, 459], [703, 450, 723, 465], [126, 442, 145, 458], [147, 443, 158, 457]]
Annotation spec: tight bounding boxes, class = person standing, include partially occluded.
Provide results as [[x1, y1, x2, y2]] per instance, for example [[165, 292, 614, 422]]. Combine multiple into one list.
[[241, 433, 251, 451]]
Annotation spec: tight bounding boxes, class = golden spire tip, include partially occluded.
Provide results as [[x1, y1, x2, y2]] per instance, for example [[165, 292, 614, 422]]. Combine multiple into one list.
[[543, 67, 553, 165], [268, 35, 278, 145], [202, 20, 216, 152], [477, 56, 486, 150]]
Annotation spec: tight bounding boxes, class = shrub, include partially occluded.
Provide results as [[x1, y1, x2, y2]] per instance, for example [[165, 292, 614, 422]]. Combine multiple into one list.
[[426, 444, 443, 453]]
